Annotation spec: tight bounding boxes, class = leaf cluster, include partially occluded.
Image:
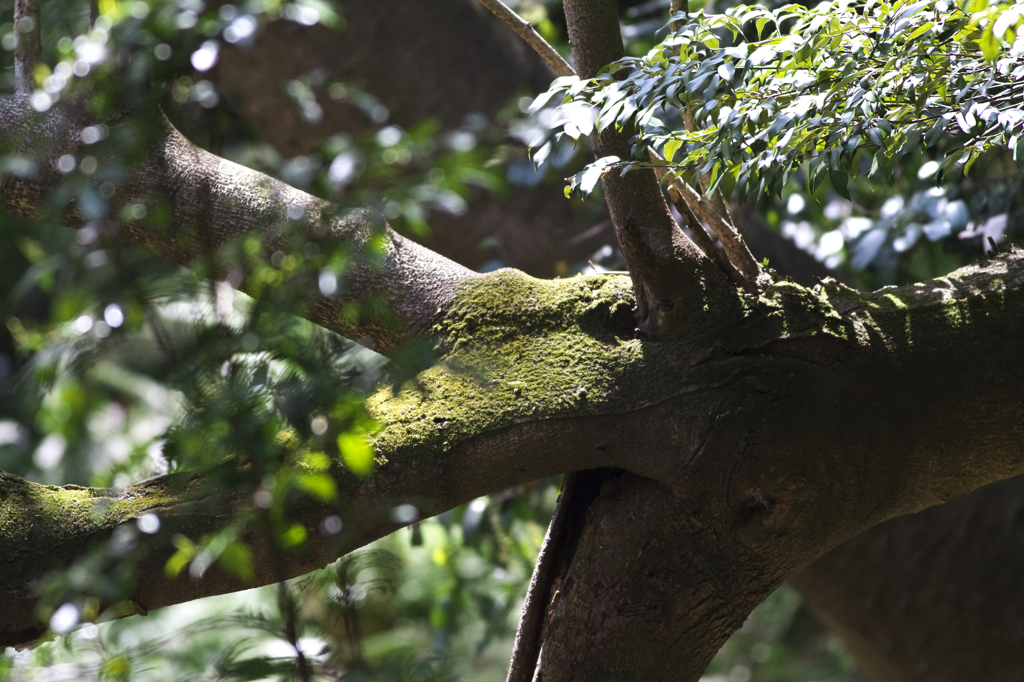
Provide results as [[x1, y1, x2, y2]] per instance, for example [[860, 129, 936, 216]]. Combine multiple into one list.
[[541, 0, 1024, 202]]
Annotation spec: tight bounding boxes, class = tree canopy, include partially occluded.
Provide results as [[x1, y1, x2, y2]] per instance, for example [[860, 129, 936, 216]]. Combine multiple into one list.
[[551, 0, 1024, 200]]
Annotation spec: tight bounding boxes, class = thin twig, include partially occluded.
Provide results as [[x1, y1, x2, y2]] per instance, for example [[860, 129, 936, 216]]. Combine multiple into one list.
[[476, 0, 575, 78], [13, 0, 41, 95], [677, 112, 762, 283], [650, 149, 755, 293], [664, 4, 761, 286]]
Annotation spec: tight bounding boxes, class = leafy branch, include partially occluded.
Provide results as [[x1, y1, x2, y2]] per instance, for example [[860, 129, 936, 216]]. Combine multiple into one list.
[[542, 0, 1024, 204]]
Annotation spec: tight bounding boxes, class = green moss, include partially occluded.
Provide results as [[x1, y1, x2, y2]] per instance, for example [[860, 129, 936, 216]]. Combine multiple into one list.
[[369, 271, 646, 457], [368, 253, 1024, 463], [0, 473, 175, 544], [438, 269, 636, 350]]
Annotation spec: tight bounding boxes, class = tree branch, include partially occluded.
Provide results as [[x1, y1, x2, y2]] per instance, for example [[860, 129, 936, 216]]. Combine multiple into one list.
[[1, 222, 1023, 658], [527, 252, 1024, 680], [649, 148, 755, 293], [664, 0, 761, 287], [794, 474, 1024, 681], [13, 0, 41, 95], [0, 96, 475, 356], [5, 68, 1024, 682], [475, 0, 574, 78], [680, 109, 761, 283]]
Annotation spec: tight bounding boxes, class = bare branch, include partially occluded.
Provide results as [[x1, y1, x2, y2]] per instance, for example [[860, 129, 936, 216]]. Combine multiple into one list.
[[679, 111, 760, 284], [13, 0, 41, 94], [0, 96, 475, 356], [663, 4, 762, 286], [649, 148, 756, 293], [649, 149, 750, 291], [476, 0, 575, 78]]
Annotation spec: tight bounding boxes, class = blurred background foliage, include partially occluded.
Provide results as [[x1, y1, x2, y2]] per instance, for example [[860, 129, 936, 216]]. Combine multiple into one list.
[[3, 0, 1019, 680]]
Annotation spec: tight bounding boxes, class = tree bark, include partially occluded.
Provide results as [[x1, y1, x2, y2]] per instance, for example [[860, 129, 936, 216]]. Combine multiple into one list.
[[4, 7, 1024, 677], [562, 0, 738, 339], [0, 95, 473, 355]]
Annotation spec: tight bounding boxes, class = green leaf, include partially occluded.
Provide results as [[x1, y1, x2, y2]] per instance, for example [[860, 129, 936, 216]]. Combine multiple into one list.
[[830, 168, 851, 199], [296, 472, 339, 502], [338, 432, 375, 476], [217, 541, 255, 583], [906, 21, 934, 41], [664, 138, 683, 162], [279, 523, 308, 548], [980, 28, 1001, 62], [164, 535, 196, 578]]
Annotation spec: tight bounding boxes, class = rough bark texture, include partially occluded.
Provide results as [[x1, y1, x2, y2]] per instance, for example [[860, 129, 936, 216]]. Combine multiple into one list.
[[4, 231, 1022, 675], [4, 4, 1024, 677]]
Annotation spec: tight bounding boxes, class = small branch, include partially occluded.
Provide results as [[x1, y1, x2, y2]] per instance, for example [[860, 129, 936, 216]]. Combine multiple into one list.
[[506, 499, 560, 682], [650, 151, 753, 293], [680, 111, 761, 283], [665, 8, 760, 286], [562, 0, 736, 338], [277, 582, 313, 682], [13, 0, 41, 94], [476, 0, 575, 78], [650, 147, 760, 289]]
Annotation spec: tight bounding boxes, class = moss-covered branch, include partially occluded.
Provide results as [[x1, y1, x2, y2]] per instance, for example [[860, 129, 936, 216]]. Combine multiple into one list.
[[3, 251, 1024, 656]]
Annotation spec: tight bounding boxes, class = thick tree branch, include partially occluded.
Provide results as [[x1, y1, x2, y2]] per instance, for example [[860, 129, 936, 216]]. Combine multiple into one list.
[[475, 0, 574, 78], [2, 230, 1023, 656], [5, 67, 1024, 681], [795, 474, 1024, 682], [0, 96, 475, 355]]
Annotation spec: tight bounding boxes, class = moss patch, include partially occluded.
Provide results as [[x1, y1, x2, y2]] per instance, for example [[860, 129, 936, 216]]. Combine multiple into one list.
[[0, 473, 175, 544], [367, 252, 1024, 466], [370, 271, 648, 456]]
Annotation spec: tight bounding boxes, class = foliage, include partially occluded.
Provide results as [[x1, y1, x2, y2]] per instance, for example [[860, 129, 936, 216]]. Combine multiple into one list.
[[548, 0, 1024, 202], [0, 1, 545, 679]]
